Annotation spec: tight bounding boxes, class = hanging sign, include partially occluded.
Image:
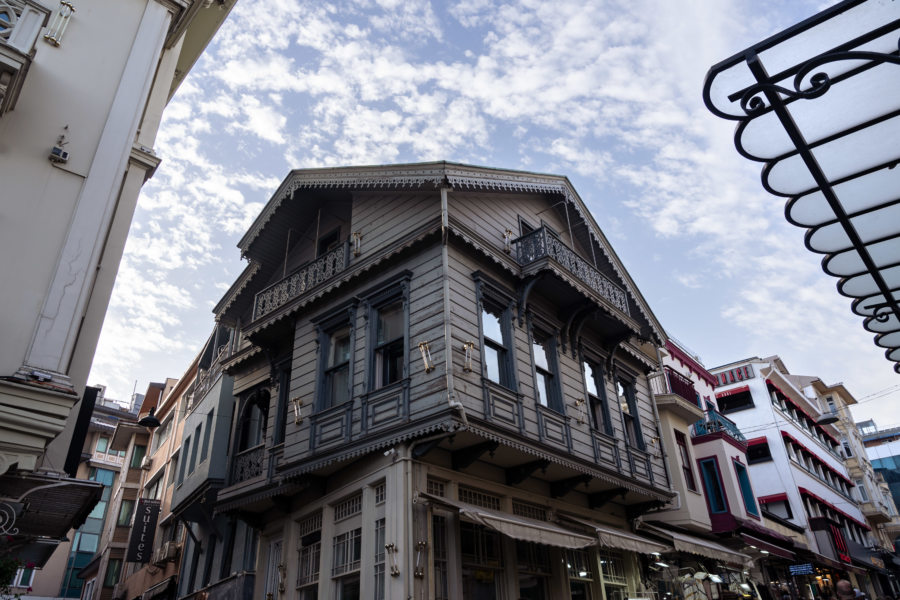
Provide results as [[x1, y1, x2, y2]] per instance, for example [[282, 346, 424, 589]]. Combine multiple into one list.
[[126, 498, 161, 563]]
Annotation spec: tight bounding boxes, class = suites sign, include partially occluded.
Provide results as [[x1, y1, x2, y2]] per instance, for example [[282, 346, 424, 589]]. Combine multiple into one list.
[[126, 498, 160, 563]]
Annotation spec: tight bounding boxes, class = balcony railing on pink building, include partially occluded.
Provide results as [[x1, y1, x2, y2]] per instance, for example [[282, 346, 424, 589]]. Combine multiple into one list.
[[649, 367, 701, 408]]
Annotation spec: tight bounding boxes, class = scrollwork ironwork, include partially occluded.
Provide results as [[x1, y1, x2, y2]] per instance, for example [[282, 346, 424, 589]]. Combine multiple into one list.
[[0, 501, 19, 535], [231, 445, 265, 484], [254, 243, 347, 320]]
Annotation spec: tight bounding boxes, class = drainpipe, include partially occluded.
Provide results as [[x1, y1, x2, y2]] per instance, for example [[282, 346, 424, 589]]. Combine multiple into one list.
[[440, 185, 468, 427]]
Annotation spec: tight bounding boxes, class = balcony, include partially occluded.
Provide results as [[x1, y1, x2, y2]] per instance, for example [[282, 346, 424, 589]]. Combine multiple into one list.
[[650, 367, 704, 421], [513, 227, 629, 316], [694, 410, 746, 444], [230, 444, 265, 484], [182, 571, 255, 600], [0, 1, 50, 116], [253, 241, 348, 320], [860, 500, 892, 525]]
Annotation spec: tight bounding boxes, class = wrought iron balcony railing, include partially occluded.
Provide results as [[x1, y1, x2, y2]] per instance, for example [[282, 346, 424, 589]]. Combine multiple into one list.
[[513, 227, 629, 315], [694, 409, 746, 443], [664, 367, 700, 406], [230, 444, 265, 484], [253, 241, 349, 320]]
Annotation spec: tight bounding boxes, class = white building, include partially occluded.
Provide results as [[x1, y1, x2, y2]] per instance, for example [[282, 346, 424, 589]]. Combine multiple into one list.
[[710, 357, 876, 592], [0, 0, 235, 567]]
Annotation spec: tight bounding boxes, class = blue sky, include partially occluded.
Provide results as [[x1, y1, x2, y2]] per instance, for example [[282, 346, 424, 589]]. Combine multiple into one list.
[[90, 0, 900, 424]]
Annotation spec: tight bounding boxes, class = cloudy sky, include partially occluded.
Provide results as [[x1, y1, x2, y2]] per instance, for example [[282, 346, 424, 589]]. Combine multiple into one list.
[[90, 0, 900, 424]]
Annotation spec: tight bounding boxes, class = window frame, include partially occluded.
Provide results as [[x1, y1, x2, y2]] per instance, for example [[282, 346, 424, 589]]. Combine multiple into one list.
[[733, 458, 760, 517], [103, 558, 122, 588], [117, 498, 134, 527], [474, 272, 517, 392], [698, 457, 729, 514], [616, 375, 644, 450], [674, 430, 697, 491], [313, 301, 357, 412], [130, 444, 147, 469], [528, 318, 563, 414], [363, 273, 410, 392], [581, 355, 612, 435]]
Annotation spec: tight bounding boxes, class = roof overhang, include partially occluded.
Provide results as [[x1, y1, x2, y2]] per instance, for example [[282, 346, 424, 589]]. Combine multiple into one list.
[[703, 0, 900, 372]]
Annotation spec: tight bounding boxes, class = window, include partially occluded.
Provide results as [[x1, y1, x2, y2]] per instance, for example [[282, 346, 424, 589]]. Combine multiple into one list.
[[567, 549, 594, 600], [372, 301, 404, 388], [763, 499, 794, 520], [481, 305, 512, 387], [96, 437, 109, 454], [841, 438, 853, 458], [699, 458, 727, 514], [734, 460, 759, 517], [103, 558, 122, 587], [517, 541, 550, 599], [857, 480, 870, 503], [674, 431, 696, 491], [531, 332, 562, 412], [583, 359, 612, 434], [130, 444, 147, 469], [433, 516, 449, 600], [460, 522, 504, 598], [617, 379, 644, 449], [117, 499, 134, 526], [317, 227, 341, 257], [748, 441, 772, 464], [177, 440, 189, 485], [200, 410, 213, 463], [188, 425, 201, 474], [82, 578, 95, 600], [322, 325, 351, 409], [332, 529, 361, 598], [153, 418, 172, 453], [297, 513, 321, 600], [374, 518, 386, 600], [10, 567, 34, 589], [145, 475, 163, 500], [718, 390, 754, 413]]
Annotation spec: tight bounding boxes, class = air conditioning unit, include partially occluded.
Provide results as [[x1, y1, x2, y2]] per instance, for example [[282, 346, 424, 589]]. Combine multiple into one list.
[[141, 455, 152, 470], [151, 546, 166, 567]]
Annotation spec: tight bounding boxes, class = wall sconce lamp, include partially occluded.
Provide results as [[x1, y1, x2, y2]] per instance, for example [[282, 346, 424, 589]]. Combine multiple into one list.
[[276, 563, 286, 593], [290, 397, 303, 424], [572, 398, 586, 425], [414, 540, 427, 578], [351, 231, 362, 257], [462, 341, 475, 372], [44, 1, 75, 46], [503, 228, 514, 254], [385, 543, 400, 576], [418, 341, 435, 373]]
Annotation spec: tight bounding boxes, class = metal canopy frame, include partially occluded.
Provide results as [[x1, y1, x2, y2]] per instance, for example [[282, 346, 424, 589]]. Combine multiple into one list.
[[703, 0, 900, 372]]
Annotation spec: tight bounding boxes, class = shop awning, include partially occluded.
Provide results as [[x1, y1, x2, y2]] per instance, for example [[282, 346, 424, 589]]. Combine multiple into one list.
[[559, 514, 670, 555], [421, 493, 595, 549], [703, 0, 900, 373], [639, 523, 751, 565], [741, 533, 795, 560], [716, 385, 751, 399]]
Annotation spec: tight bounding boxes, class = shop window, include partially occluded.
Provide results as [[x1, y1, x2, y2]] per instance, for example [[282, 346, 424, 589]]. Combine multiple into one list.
[[103, 559, 122, 588], [617, 379, 644, 450], [433, 516, 449, 600], [734, 460, 759, 517], [331, 528, 361, 598], [598, 550, 627, 600], [460, 522, 504, 598], [117, 499, 134, 527], [517, 541, 551, 599], [675, 430, 696, 491], [296, 512, 321, 600], [699, 458, 728, 514], [583, 359, 612, 435], [567, 549, 594, 600], [130, 444, 147, 469], [374, 518, 385, 600], [531, 331, 562, 413]]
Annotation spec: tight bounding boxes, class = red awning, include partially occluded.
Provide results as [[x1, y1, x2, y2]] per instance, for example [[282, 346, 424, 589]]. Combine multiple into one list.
[[740, 533, 794, 559], [746, 436, 768, 447], [797, 488, 870, 531], [780, 430, 854, 487], [716, 385, 750, 399], [759, 493, 788, 503]]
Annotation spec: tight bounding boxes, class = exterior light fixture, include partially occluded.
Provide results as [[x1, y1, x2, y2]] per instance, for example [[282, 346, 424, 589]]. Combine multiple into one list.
[[655, 562, 670, 568], [290, 397, 303, 424], [44, 1, 74, 46], [385, 543, 400, 576], [138, 406, 161, 429], [709, 574, 723, 584], [276, 563, 286, 593], [816, 414, 839, 426], [461, 341, 475, 372], [418, 341, 435, 373], [351, 231, 362, 256], [503, 228, 514, 253]]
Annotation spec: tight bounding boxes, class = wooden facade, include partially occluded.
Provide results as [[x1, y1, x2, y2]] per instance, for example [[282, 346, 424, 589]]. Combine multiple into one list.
[[207, 162, 674, 600]]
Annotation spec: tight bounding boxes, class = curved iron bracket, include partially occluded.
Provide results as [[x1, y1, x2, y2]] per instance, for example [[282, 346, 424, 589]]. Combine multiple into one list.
[[517, 274, 543, 326]]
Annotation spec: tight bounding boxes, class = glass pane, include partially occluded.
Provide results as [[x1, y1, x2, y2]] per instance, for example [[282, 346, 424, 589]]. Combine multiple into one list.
[[532, 341, 548, 370], [330, 327, 351, 366], [88, 501, 106, 520], [482, 309, 503, 344], [96, 437, 109, 453], [583, 362, 597, 396], [377, 303, 403, 343], [130, 444, 146, 468], [535, 372, 549, 407], [484, 345, 500, 383], [329, 365, 349, 406], [79, 533, 98, 553], [377, 339, 404, 386]]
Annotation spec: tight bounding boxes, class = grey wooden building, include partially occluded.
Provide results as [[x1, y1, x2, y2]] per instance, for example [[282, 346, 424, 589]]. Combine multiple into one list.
[[209, 162, 675, 600]]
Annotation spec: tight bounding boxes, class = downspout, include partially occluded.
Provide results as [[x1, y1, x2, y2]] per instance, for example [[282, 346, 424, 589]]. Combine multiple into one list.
[[441, 185, 468, 427]]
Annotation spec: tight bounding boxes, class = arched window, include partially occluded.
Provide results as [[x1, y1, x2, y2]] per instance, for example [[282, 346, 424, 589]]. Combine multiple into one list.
[[237, 389, 270, 452]]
